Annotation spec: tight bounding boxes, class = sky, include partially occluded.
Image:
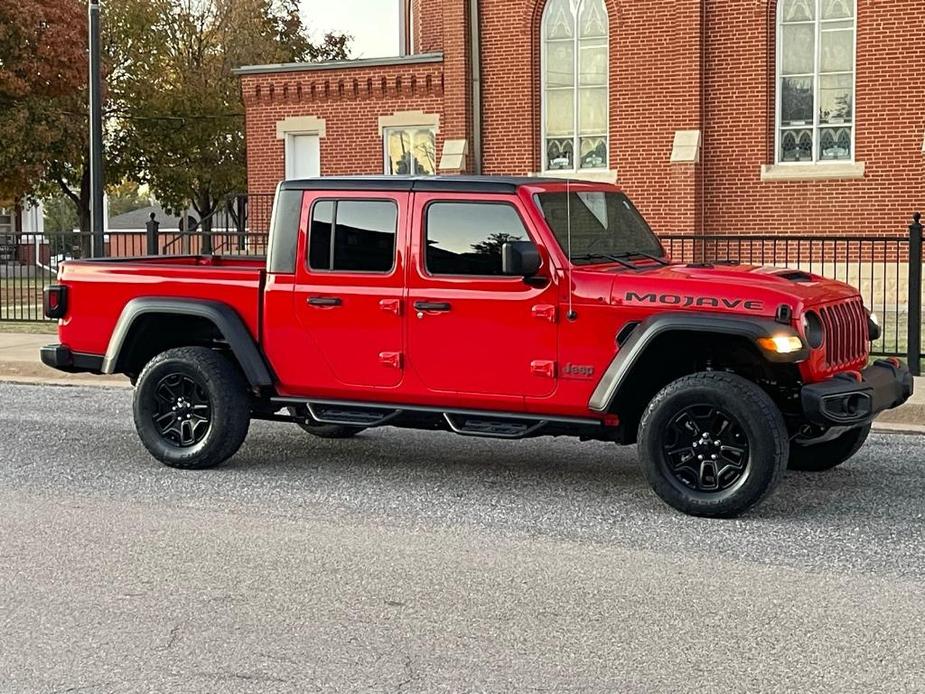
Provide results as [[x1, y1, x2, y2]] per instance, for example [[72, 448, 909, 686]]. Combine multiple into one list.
[[300, 0, 401, 59]]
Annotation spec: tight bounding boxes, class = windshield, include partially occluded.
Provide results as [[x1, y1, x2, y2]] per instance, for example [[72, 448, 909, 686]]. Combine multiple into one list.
[[534, 191, 664, 265]]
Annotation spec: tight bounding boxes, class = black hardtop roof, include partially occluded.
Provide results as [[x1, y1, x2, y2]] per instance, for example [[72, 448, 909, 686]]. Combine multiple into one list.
[[279, 175, 598, 194]]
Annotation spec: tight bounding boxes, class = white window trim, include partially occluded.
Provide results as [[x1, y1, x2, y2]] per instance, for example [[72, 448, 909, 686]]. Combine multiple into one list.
[[540, 0, 612, 176], [760, 161, 864, 181], [774, 0, 857, 167], [382, 125, 437, 176]]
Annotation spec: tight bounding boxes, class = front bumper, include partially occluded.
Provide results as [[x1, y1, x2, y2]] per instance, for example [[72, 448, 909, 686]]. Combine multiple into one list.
[[40, 344, 104, 374], [801, 359, 914, 427]]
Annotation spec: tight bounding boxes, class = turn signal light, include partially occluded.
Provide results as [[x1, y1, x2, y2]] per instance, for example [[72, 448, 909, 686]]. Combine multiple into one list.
[[757, 335, 804, 355]]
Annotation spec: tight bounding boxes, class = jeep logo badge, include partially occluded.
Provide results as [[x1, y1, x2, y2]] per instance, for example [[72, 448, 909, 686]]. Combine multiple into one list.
[[563, 363, 595, 379]]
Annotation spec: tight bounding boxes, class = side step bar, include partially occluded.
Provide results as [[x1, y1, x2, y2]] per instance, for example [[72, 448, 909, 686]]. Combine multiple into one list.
[[270, 396, 603, 440], [306, 403, 402, 427]]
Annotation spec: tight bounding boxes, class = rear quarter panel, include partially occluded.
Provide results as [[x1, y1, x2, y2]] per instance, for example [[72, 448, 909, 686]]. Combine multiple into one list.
[[57, 258, 264, 356]]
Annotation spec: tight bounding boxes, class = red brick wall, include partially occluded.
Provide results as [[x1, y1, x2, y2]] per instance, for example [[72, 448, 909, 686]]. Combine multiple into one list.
[[241, 59, 446, 196], [242, 0, 925, 235], [474, 0, 705, 232], [702, 0, 925, 234]]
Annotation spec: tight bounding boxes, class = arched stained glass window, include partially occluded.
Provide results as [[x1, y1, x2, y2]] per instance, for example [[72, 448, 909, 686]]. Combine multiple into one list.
[[777, 0, 856, 163], [542, 0, 609, 172]]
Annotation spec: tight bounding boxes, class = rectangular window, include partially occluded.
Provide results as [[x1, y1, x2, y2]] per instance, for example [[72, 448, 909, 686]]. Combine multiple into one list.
[[425, 202, 528, 276], [308, 200, 397, 273], [384, 127, 436, 175], [777, 0, 856, 163]]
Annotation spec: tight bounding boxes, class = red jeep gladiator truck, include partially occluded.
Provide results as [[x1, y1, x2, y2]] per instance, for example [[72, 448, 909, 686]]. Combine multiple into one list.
[[40, 176, 912, 517]]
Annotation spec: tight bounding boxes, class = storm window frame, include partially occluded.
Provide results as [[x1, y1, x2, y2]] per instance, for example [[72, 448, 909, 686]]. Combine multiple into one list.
[[382, 125, 437, 176], [540, 0, 610, 174], [775, 0, 857, 165]]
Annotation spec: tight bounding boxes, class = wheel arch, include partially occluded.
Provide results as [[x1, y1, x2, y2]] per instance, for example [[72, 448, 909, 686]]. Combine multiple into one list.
[[590, 313, 805, 441], [101, 298, 273, 387]]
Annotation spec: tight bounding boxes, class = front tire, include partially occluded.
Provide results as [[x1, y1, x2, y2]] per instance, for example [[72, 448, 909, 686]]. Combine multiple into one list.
[[788, 424, 871, 472], [133, 347, 251, 469], [638, 372, 789, 518]]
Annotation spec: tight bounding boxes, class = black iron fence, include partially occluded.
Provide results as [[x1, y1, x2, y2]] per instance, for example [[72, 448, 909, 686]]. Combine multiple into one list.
[[0, 193, 273, 322], [661, 213, 924, 373]]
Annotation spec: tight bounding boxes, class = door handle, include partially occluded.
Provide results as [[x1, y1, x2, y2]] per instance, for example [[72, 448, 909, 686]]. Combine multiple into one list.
[[307, 296, 342, 307], [413, 301, 451, 312]]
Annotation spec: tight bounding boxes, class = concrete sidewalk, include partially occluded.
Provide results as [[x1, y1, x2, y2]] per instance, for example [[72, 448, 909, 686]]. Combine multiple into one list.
[[0, 333, 128, 388], [0, 331, 920, 429]]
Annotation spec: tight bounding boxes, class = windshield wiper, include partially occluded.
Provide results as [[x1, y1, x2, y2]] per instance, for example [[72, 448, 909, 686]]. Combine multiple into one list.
[[611, 251, 669, 266], [570, 253, 638, 270]]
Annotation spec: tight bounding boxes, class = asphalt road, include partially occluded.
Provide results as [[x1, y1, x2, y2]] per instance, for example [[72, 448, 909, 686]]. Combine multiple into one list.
[[1, 382, 924, 693]]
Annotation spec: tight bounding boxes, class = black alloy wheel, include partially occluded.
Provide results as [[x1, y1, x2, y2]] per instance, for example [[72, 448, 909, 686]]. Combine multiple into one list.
[[638, 371, 789, 518], [152, 373, 213, 447], [662, 404, 750, 493]]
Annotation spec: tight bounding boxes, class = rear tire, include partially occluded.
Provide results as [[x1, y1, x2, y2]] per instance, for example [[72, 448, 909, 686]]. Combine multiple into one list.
[[788, 424, 871, 472], [133, 347, 250, 469], [638, 371, 789, 518]]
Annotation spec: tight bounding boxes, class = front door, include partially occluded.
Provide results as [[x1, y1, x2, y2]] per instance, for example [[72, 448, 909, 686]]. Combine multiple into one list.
[[292, 192, 407, 391], [407, 194, 558, 402]]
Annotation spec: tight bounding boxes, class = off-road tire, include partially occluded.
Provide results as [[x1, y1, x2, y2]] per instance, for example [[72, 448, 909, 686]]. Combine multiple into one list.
[[638, 371, 789, 518], [133, 347, 251, 469], [788, 423, 871, 472]]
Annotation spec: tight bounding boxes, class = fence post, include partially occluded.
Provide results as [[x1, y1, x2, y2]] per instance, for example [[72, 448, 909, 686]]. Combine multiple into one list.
[[236, 195, 246, 251], [908, 211, 922, 376], [145, 213, 160, 255]]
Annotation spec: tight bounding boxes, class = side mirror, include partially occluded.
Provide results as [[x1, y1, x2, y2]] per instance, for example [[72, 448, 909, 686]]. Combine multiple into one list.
[[502, 241, 542, 277]]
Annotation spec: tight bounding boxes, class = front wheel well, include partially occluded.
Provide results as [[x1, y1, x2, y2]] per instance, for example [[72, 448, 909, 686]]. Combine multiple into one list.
[[610, 330, 800, 443]]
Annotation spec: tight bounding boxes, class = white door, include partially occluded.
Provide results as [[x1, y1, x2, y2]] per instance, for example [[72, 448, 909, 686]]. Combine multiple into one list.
[[285, 133, 320, 179]]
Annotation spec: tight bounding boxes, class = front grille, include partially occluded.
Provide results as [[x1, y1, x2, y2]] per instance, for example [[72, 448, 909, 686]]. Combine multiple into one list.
[[818, 297, 867, 369]]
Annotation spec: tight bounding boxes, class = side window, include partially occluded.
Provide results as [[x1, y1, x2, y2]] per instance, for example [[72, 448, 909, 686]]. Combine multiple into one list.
[[425, 202, 528, 276], [308, 199, 398, 273]]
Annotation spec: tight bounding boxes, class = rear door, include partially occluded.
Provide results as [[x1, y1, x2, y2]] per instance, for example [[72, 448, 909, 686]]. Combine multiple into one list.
[[291, 191, 407, 390], [406, 193, 559, 402]]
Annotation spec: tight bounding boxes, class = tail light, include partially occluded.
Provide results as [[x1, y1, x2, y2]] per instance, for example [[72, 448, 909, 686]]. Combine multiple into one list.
[[43, 285, 67, 319]]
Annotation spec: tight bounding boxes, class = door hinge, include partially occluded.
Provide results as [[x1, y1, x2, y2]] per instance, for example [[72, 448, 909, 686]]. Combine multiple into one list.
[[379, 298, 401, 316], [379, 351, 403, 369], [530, 360, 556, 379], [531, 304, 557, 323]]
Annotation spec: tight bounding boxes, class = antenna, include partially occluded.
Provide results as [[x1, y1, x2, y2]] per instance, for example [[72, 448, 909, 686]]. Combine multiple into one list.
[[566, 178, 577, 321]]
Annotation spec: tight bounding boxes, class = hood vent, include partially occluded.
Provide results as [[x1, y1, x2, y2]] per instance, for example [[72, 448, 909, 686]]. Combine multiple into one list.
[[775, 270, 814, 283]]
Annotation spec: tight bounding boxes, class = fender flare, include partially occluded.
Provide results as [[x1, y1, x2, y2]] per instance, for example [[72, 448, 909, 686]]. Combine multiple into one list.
[[101, 297, 274, 387], [587, 312, 806, 413]]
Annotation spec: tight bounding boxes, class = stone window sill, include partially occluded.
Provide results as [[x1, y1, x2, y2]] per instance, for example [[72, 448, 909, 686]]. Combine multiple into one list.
[[760, 162, 865, 182], [531, 169, 618, 184]]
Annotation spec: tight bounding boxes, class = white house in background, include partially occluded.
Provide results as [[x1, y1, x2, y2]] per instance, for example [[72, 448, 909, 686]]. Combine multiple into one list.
[[106, 203, 198, 234]]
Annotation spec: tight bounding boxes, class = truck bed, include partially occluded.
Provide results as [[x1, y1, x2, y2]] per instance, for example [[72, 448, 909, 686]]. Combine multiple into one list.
[[56, 255, 266, 357]]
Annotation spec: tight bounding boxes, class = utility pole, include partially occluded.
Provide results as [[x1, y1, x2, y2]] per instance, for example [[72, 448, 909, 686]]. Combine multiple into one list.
[[88, 1, 105, 257]]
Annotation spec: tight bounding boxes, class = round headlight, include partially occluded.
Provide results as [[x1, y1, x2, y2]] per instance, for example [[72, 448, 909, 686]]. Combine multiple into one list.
[[802, 311, 825, 349]]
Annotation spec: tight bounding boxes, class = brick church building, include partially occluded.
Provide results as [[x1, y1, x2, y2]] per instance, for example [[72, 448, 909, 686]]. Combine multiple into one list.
[[238, 0, 925, 235]]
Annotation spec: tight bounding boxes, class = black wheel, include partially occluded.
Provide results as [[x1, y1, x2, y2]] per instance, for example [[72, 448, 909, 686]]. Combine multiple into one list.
[[788, 423, 871, 472], [286, 407, 364, 439], [133, 347, 250, 469], [638, 372, 789, 518]]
